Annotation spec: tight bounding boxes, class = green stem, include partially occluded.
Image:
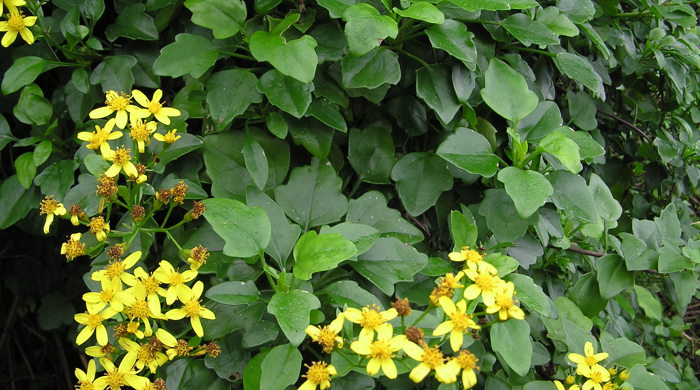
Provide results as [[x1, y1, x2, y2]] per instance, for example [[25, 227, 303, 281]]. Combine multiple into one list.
[[503, 45, 556, 58], [165, 231, 183, 252], [611, 11, 650, 18], [160, 205, 174, 228], [495, 155, 510, 167], [220, 50, 257, 61], [398, 48, 431, 69], [259, 252, 278, 291], [410, 306, 434, 327], [464, 19, 501, 25]]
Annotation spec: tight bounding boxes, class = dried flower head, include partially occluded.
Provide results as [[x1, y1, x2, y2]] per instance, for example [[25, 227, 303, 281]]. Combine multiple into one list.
[[131, 205, 145, 222], [190, 201, 206, 220], [392, 297, 412, 317], [172, 181, 188, 204]]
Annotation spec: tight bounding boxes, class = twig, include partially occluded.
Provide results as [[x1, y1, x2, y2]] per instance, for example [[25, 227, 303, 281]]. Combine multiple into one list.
[[566, 246, 605, 257], [597, 109, 653, 143]]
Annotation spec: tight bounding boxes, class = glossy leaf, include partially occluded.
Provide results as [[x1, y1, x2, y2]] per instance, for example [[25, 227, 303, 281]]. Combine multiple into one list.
[[391, 152, 453, 216], [250, 31, 318, 83], [351, 237, 428, 295], [268, 289, 321, 345], [292, 231, 357, 280], [184, 0, 246, 39], [342, 3, 398, 56], [153, 34, 219, 78], [498, 167, 553, 218], [437, 128, 499, 177], [258, 69, 314, 118], [480, 58, 538, 123], [202, 198, 271, 258], [491, 320, 532, 376]]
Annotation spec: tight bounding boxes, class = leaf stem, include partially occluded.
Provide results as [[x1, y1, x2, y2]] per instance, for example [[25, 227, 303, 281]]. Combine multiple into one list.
[[398, 48, 431, 69], [503, 45, 556, 58], [220, 50, 257, 61], [410, 306, 434, 327]]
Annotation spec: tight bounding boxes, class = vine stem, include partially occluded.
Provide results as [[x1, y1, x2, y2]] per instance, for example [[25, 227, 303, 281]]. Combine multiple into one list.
[[410, 306, 434, 327], [397, 48, 431, 69]]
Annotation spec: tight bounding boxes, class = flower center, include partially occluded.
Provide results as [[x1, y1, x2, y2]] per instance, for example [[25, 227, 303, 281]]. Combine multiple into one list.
[[450, 311, 472, 331], [359, 308, 383, 330], [475, 274, 497, 291], [106, 91, 131, 111], [142, 277, 160, 295], [86, 313, 103, 329], [89, 216, 107, 233], [317, 326, 338, 348], [128, 300, 150, 319], [78, 380, 95, 390], [148, 101, 162, 113], [7, 15, 25, 31], [421, 346, 445, 369], [137, 345, 154, 362], [168, 272, 185, 286], [368, 340, 393, 360], [99, 289, 115, 303], [105, 370, 125, 389], [63, 237, 86, 260], [305, 362, 332, 384], [590, 370, 604, 383], [40, 197, 61, 215], [464, 249, 482, 263], [496, 294, 513, 308], [456, 350, 478, 370], [130, 120, 153, 141], [105, 261, 126, 279], [184, 300, 201, 318], [113, 147, 131, 165]]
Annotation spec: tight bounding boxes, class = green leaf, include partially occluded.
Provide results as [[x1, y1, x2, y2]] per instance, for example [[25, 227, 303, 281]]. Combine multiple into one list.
[[655, 203, 683, 248], [556, 0, 595, 24], [165, 359, 229, 390], [202, 198, 271, 258], [346, 191, 424, 244], [588, 173, 621, 223], [633, 285, 662, 322], [480, 58, 538, 123], [268, 289, 321, 345], [0, 176, 39, 229], [394, 2, 444, 24], [0, 114, 14, 151], [540, 131, 582, 173], [317, 0, 356, 18], [104, 4, 158, 41], [491, 320, 532, 376], [250, 31, 318, 83], [502, 14, 559, 46], [548, 171, 598, 222], [567, 91, 597, 130], [274, 158, 348, 229], [348, 123, 396, 184], [391, 152, 453, 216], [416, 66, 460, 123], [90, 55, 137, 92], [306, 98, 347, 132], [351, 237, 428, 295], [151, 134, 204, 174], [2, 57, 59, 95], [620, 233, 657, 271], [447, 0, 538, 12], [242, 135, 269, 190], [507, 274, 551, 316], [246, 188, 302, 267], [341, 47, 401, 89], [184, 0, 246, 39], [425, 20, 477, 67], [319, 280, 382, 308], [600, 334, 646, 368], [648, 358, 681, 384], [478, 189, 532, 242], [266, 111, 288, 139], [596, 254, 633, 299], [555, 126, 604, 161], [33, 140, 52, 167], [449, 210, 478, 250], [292, 231, 357, 280], [498, 167, 553, 218], [342, 3, 398, 56], [536, 7, 578, 37], [437, 128, 499, 177], [206, 281, 260, 305], [555, 296, 592, 331], [14, 152, 36, 189], [320, 222, 379, 256], [554, 52, 604, 99], [518, 101, 563, 142], [569, 272, 606, 317], [626, 366, 671, 390], [13, 84, 52, 126], [259, 344, 302, 390], [286, 117, 334, 159], [259, 70, 314, 119], [206, 69, 260, 130], [34, 160, 75, 200], [153, 34, 219, 78]]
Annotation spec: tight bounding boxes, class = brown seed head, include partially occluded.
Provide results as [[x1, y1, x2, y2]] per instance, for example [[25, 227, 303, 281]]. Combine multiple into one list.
[[206, 341, 221, 358], [131, 205, 145, 222], [190, 201, 206, 219], [96, 175, 118, 198], [405, 326, 425, 344], [391, 297, 412, 317], [172, 181, 188, 204], [107, 244, 124, 260]]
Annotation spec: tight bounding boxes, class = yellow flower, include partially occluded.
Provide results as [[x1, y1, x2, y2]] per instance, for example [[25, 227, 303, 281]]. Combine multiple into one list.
[[343, 304, 397, 340], [485, 281, 525, 321], [618, 370, 629, 381], [165, 281, 216, 338], [439, 272, 465, 289], [402, 342, 459, 383], [39, 195, 66, 234], [554, 380, 582, 390], [567, 341, 609, 375], [448, 246, 497, 273], [0, 8, 36, 47], [153, 129, 181, 144], [129, 117, 156, 153], [131, 89, 181, 125], [118, 338, 168, 374], [579, 364, 611, 390], [433, 297, 480, 352], [89, 90, 140, 129], [82, 277, 135, 313], [93, 355, 150, 390], [0, 0, 26, 15], [77, 118, 122, 157], [350, 323, 406, 379], [602, 383, 618, 390], [153, 260, 197, 304], [454, 350, 480, 389], [103, 146, 138, 178], [74, 359, 97, 390], [91, 251, 141, 287], [125, 267, 167, 316], [299, 361, 336, 390], [88, 215, 110, 242], [74, 305, 118, 345], [306, 313, 345, 353], [125, 298, 163, 337], [155, 328, 177, 348], [463, 263, 504, 306], [61, 233, 86, 261], [85, 343, 114, 358]]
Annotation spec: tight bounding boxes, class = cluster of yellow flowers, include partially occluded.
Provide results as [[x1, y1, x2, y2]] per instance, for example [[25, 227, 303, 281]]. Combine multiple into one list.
[[299, 246, 526, 390], [553, 342, 630, 390], [0, 0, 36, 47], [37, 89, 220, 389]]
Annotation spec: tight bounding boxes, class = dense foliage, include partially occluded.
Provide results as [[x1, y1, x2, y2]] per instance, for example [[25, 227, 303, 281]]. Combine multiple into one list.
[[0, 0, 698, 389]]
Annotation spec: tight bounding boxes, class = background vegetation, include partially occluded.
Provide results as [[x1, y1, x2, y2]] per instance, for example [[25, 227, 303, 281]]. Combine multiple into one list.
[[0, 0, 698, 389]]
